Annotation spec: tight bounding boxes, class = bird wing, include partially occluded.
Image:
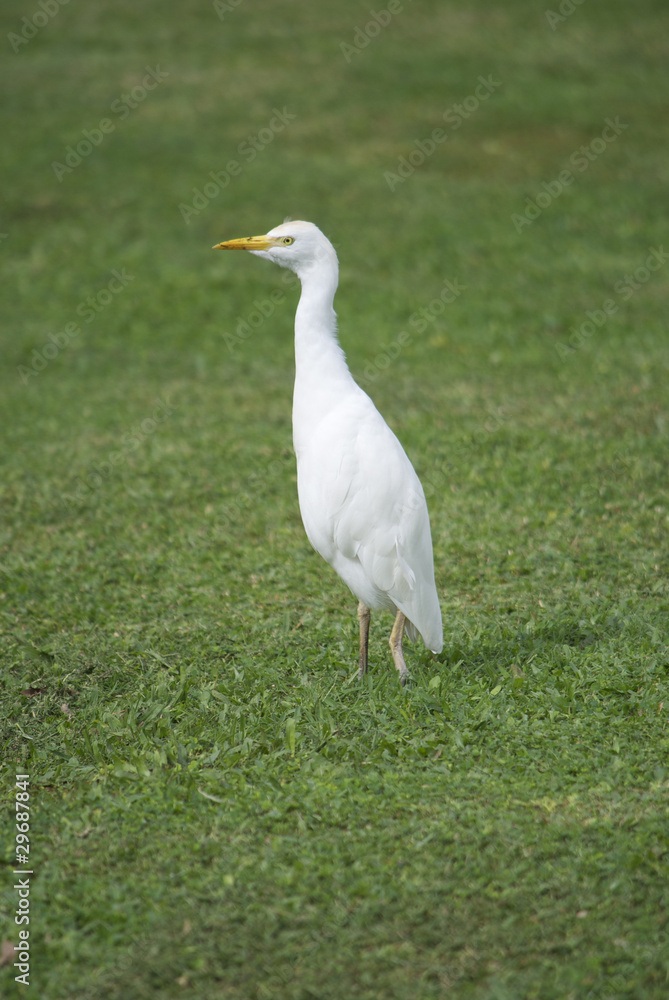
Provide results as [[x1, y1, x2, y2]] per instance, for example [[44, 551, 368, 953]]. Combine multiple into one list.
[[296, 387, 443, 652]]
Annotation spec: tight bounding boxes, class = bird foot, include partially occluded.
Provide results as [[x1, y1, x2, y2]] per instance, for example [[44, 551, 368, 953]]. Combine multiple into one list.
[[357, 601, 371, 679]]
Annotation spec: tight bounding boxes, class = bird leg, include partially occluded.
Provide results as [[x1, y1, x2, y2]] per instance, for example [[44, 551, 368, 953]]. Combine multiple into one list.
[[357, 601, 371, 679], [389, 609, 408, 685]]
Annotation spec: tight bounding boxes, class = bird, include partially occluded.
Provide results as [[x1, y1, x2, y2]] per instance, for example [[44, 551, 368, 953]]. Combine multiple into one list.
[[213, 220, 442, 683]]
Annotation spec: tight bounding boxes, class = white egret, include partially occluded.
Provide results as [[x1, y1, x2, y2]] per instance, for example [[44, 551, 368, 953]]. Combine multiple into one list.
[[213, 221, 442, 683]]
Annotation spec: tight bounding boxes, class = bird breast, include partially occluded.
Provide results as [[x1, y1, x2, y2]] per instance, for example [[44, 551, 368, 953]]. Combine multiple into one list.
[[294, 387, 432, 600]]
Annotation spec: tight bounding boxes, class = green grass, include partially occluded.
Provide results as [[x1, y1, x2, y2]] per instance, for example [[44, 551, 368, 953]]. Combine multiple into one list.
[[1, 0, 669, 997]]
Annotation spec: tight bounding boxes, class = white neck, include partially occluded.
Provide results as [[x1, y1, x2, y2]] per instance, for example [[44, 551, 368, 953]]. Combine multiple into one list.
[[294, 260, 345, 371], [292, 251, 358, 454]]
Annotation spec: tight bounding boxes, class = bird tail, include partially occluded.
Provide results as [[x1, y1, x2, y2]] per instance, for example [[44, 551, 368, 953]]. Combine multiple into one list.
[[404, 614, 443, 655]]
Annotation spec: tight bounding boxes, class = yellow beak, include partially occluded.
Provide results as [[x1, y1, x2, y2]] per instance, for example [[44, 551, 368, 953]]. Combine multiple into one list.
[[212, 234, 274, 251]]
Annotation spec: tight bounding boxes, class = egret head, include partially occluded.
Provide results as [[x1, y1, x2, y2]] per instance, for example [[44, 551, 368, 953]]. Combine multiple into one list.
[[213, 220, 337, 280]]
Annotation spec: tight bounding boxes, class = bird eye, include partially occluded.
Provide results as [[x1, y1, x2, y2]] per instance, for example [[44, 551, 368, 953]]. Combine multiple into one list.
[[282, 237, 294, 245]]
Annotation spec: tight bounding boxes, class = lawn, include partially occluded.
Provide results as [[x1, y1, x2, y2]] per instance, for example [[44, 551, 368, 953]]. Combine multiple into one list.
[[1, 0, 668, 997]]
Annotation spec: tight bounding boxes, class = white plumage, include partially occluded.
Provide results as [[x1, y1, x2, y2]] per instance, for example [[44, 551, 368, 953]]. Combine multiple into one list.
[[214, 220, 442, 683]]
